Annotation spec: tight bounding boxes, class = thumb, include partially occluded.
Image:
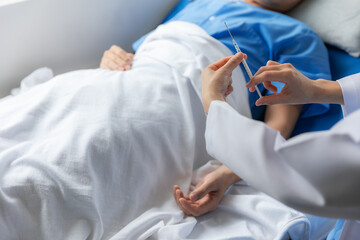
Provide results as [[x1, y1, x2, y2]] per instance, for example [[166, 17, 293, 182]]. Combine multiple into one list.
[[256, 93, 287, 106], [189, 181, 214, 202], [222, 53, 244, 73]]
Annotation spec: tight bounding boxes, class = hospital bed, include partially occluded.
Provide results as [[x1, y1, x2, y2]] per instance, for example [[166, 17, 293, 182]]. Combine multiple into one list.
[[0, 0, 359, 239]]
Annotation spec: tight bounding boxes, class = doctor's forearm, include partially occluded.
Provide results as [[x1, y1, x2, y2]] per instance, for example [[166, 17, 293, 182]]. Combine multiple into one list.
[[206, 101, 360, 218], [311, 79, 344, 105]]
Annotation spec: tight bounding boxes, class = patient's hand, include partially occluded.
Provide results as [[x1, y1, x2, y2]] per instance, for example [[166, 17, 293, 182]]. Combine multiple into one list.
[[100, 45, 134, 71], [173, 165, 240, 216]]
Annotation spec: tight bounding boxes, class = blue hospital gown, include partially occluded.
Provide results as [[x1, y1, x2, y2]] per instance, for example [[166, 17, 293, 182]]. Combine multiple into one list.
[[133, 0, 331, 120]]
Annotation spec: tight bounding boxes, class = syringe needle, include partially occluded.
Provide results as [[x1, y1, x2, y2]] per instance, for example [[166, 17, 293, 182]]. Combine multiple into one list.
[[224, 22, 262, 98]]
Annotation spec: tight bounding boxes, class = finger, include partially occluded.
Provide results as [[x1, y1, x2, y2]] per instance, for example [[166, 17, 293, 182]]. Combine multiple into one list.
[[126, 53, 134, 62], [181, 195, 218, 217], [179, 197, 192, 215], [247, 70, 289, 88], [174, 186, 184, 206], [222, 52, 245, 74], [207, 56, 232, 71], [124, 53, 134, 65], [101, 59, 123, 71], [110, 45, 128, 58], [175, 188, 191, 215], [173, 185, 180, 206], [246, 65, 283, 88], [256, 93, 287, 106], [195, 194, 219, 212], [106, 50, 131, 66], [124, 64, 132, 71], [253, 65, 285, 78], [179, 198, 203, 216], [110, 46, 134, 64], [248, 86, 255, 92], [263, 81, 278, 93], [266, 60, 280, 66], [174, 186, 184, 204], [189, 181, 215, 202]]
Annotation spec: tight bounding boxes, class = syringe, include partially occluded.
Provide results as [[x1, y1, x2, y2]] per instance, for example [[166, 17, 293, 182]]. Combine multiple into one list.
[[224, 22, 262, 98]]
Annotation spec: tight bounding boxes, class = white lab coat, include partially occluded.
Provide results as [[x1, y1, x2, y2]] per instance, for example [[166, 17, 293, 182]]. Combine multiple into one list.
[[205, 73, 360, 219]]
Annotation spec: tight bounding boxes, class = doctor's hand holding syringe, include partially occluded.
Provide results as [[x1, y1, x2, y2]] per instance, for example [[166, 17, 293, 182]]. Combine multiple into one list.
[[201, 53, 248, 114], [246, 60, 344, 106], [202, 52, 344, 114]]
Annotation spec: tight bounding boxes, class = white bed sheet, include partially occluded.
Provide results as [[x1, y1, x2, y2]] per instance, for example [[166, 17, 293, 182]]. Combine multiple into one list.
[[0, 21, 335, 239]]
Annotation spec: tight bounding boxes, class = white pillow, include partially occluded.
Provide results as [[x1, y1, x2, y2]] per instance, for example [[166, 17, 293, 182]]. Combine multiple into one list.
[[288, 0, 360, 57]]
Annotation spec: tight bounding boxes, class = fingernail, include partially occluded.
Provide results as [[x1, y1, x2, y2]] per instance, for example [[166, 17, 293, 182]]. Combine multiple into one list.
[[190, 193, 198, 201], [256, 100, 263, 106], [124, 65, 130, 70]]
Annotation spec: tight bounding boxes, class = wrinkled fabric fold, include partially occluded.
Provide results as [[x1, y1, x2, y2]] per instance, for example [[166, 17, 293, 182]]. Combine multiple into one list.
[[0, 21, 335, 239]]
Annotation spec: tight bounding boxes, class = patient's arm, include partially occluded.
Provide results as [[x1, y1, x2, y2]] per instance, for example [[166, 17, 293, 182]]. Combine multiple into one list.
[[264, 104, 302, 139], [100, 45, 134, 71], [173, 103, 302, 216]]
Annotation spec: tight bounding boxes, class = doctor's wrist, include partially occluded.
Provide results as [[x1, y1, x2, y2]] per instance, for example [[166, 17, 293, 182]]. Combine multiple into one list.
[[312, 79, 344, 105], [202, 92, 225, 114]]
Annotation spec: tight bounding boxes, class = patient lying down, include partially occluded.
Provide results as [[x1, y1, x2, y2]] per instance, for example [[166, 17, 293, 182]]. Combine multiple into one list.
[[0, 0, 333, 239], [100, 0, 307, 218], [100, 45, 302, 217]]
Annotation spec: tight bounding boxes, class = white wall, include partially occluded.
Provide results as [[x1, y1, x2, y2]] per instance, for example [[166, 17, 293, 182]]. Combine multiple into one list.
[[0, 0, 179, 97]]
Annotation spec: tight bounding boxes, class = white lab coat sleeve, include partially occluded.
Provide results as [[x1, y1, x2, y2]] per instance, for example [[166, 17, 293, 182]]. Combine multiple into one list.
[[338, 73, 360, 116], [205, 100, 360, 219]]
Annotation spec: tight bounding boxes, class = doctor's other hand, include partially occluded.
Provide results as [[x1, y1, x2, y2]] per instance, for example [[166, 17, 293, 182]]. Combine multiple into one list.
[[100, 45, 134, 71], [202, 53, 246, 114], [247, 61, 344, 106], [173, 165, 241, 217]]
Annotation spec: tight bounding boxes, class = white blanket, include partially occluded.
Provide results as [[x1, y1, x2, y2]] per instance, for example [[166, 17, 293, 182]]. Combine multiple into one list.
[[0, 21, 335, 239]]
